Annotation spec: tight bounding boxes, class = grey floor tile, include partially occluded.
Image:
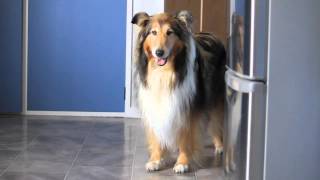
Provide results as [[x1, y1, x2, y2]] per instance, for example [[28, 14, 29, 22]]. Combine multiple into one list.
[[83, 135, 135, 151], [0, 172, 65, 180], [29, 135, 84, 150], [0, 118, 24, 130], [30, 128, 89, 139], [5, 160, 70, 174], [15, 146, 79, 163], [0, 145, 7, 150], [90, 130, 135, 143], [81, 143, 134, 155], [76, 150, 134, 167], [93, 122, 126, 131], [0, 169, 5, 177], [38, 121, 91, 129], [82, 127, 136, 153], [0, 160, 11, 171], [0, 133, 36, 145], [133, 151, 149, 166], [26, 119, 93, 137], [195, 168, 225, 180], [66, 165, 131, 180], [93, 122, 137, 139], [0, 150, 20, 161], [1, 143, 31, 151]]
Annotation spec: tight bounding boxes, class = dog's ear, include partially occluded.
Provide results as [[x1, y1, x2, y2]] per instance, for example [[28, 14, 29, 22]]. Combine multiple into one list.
[[131, 12, 150, 27], [176, 10, 193, 30]]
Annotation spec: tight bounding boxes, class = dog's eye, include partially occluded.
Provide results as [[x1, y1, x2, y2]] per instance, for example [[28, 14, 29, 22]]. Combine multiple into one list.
[[166, 31, 173, 36], [151, 30, 157, 35]]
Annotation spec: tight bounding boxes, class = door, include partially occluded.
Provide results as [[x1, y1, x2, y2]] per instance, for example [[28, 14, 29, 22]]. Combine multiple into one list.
[[224, 70, 266, 180], [28, 0, 126, 112], [0, 0, 22, 113], [165, 0, 227, 44]]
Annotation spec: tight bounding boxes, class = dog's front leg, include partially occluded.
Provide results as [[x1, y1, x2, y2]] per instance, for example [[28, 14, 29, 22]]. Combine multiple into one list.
[[174, 126, 194, 174], [145, 128, 167, 172], [174, 117, 204, 174], [174, 145, 191, 173]]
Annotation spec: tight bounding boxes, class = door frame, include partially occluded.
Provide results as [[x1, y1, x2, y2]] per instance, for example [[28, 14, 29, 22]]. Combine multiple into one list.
[[22, 0, 164, 118]]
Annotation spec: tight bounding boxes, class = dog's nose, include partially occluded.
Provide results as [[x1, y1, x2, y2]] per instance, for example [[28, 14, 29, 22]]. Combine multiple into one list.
[[155, 49, 164, 57]]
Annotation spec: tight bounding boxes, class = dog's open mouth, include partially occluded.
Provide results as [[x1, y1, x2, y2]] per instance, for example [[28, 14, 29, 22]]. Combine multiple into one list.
[[156, 58, 167, 66]]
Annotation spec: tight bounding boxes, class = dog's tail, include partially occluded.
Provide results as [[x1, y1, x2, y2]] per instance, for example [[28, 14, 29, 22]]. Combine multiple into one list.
[[194, 32, 226, 68]]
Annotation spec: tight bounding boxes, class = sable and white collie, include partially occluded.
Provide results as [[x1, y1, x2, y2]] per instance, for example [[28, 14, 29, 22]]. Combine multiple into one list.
[[132, 11, 226, 173]]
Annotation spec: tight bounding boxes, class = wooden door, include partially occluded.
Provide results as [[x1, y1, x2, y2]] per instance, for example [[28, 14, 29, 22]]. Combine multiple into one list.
[[165, 0, 227, 44]]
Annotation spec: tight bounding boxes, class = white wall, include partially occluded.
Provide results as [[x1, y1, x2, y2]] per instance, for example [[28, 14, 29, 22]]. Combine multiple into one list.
[[133, 0, 164, 14]]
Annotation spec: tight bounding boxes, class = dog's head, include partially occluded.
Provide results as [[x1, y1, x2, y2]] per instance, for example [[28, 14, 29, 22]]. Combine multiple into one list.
[[132, 11, 193, 67]]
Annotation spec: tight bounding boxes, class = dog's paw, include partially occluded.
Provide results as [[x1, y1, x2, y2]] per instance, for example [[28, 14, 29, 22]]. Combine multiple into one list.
[[173, 163, 189, 173], [225, 160, 237, 173], [145, 160, 163, 172]]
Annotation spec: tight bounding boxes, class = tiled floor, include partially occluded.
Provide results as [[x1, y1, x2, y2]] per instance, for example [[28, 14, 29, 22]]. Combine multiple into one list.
[[0, 115, 224, 180]]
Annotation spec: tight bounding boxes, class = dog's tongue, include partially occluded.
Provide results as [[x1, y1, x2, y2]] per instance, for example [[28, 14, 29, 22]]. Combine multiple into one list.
[[157, 58, 167, 66]]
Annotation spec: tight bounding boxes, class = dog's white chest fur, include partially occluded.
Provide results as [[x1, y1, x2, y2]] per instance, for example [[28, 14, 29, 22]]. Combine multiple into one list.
[[138, 39, 196, 149], [139, 75, 194, 149]]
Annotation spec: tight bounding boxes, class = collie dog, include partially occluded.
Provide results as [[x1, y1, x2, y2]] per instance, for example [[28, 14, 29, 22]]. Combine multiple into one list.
[[132, 11, 226, 173]]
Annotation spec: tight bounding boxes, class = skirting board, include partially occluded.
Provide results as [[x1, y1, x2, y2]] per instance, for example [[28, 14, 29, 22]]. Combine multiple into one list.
[[25, 111, 141, 118]]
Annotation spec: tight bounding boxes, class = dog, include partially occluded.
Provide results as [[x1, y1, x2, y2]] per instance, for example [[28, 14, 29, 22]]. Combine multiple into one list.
[[131, 11, 226, 173]]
